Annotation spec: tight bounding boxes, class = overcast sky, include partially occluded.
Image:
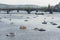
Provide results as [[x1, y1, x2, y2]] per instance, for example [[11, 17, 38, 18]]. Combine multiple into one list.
[[0, 0, 60, 6]]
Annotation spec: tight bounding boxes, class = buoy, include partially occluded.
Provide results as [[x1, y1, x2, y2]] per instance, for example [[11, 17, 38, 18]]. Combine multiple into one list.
[[35, 13, 44, 15], [42, 21, 47, 24], [50, 22, 57, 25], [33, 28, 46, 31], [6, 35, 9, 36], [24, 20, 28, 21], [20, 25, 27, 30], [39, 28, 46, 31], [40, 13, 44, 15], [57, 26, 60, 28], [6, 32, 15, 37]]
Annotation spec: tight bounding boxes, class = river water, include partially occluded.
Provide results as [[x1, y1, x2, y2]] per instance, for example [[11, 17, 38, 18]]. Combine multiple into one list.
[[0, 12, 60, 40]]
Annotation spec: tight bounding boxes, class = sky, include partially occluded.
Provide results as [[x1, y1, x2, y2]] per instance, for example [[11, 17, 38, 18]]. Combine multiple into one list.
[[0, 0, 60, 6]]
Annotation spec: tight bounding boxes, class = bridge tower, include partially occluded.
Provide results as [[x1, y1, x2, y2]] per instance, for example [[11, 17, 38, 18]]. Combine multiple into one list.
[[48, 4, 53, 14]]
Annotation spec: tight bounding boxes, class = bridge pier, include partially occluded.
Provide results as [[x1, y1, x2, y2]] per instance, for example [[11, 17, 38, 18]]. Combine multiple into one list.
[[36, 10, 38, 12], [49, 9, 53, 14], [27, 11, 31, 14], [7, 10, 10, 14], [17, 10, 19, 12], [26, 10, 31, 14]]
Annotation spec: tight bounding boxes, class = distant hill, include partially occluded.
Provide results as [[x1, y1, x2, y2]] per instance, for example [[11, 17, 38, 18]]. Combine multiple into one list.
[[0, 3, 9, 8], [0, 3, 41, 9]]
